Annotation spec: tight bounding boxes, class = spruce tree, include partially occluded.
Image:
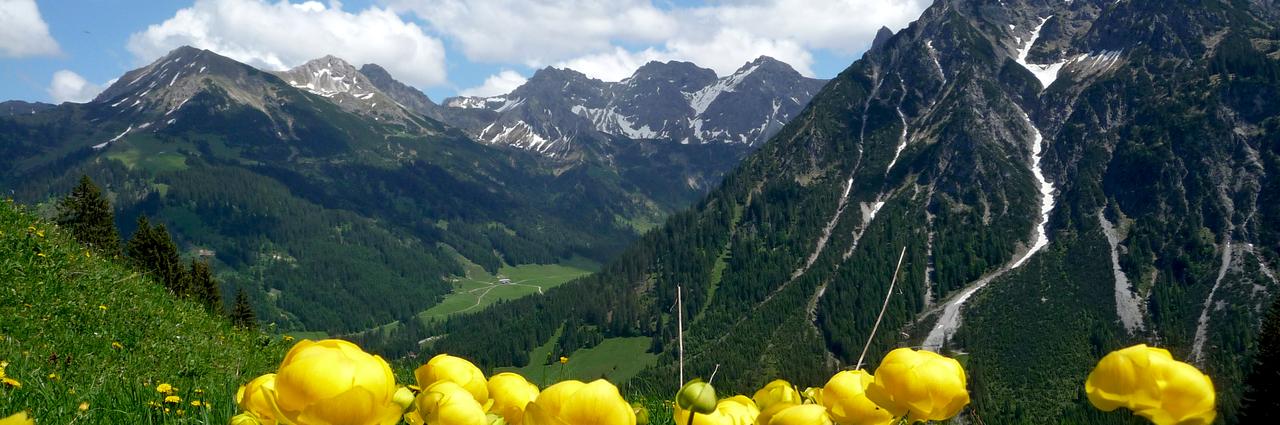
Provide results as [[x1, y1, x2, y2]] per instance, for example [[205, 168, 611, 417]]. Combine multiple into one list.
[[126, 216, 188, 296], [189, 259, 221, 312], [55, 175, 120, 255], [1240, 294, 1280, 419], [230, 288, 257, 330]]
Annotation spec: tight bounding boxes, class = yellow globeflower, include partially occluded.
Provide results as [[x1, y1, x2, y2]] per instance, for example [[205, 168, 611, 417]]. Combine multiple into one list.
[[673, 395, 759, 425], [415, 354, 489, 405], [270, 339, 402, 425], [526, 379, 635, 425], [488, 372, 541, 424], [0, 412, 33, 425], [814, 370, 894, 425], [752, 379, 801, 425], [416, 381, 487, 425], [1085, 344, 1216, 425], [767, 405, 832, 425], [236, 373, 278, 425], [865, 348, 969, 422]]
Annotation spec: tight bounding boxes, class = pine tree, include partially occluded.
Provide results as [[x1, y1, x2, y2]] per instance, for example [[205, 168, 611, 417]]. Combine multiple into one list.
[[1240, 294, 1280, 419], [55, 175, 120, 255], [126, 216, 188, 296], [230, 288, 257, 330], [189, 259, 221, 312]]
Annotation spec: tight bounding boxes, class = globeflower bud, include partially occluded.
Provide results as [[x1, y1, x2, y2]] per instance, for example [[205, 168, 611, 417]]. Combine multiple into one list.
[[270, 339, 402, 425], [236, 373, 278, 425], [1085, 344, 1215, 425], [768, 405, 832, 425], [415, 354, 489, 405], [864, 348, 969, 422], [230, 413, 263, 425], [752, 379, 800, 425], [814, 370, 894, 425], [394, 386, 416, 410], [488, 372, 540, 424], [525, 379, 635, 425], [676, 379, 718, 414]]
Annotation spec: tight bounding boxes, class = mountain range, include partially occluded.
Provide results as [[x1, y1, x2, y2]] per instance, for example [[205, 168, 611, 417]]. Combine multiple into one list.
[[0, 46, 823, 334], [426, 0, 1280, 423]]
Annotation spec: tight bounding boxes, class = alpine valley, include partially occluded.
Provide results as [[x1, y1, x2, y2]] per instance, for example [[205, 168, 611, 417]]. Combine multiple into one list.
[[0, 46, 824, 334], [3, 0, 1280, 423], [421, 0, 1280, 423]]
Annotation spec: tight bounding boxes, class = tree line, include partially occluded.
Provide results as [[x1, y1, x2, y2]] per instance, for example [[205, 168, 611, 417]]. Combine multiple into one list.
[[54, 175, 256, 328]]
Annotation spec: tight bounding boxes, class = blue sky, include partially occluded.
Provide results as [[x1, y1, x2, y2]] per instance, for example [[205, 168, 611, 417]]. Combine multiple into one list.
[[1, 0, 930, 104]]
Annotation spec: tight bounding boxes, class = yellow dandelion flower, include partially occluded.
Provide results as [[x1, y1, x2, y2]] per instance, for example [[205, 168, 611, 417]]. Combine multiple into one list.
[[111, 342, 123, 350], [559, 356, 569, 364], [99, 305, 107, 311], [78, 402, 89, 411], [1, 377, 19, 388], [190, 400, 201, 407], [156, 383, 173, 393], [47, 373, 58, 381], [282, 335, 295, 342], [164, 395, 181, 404], [163, 408, 170, 413], [193, 388, 204, 395]]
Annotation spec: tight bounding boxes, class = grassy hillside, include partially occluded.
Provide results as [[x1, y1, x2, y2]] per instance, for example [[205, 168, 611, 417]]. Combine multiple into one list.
[[0, 199, 286, 423]]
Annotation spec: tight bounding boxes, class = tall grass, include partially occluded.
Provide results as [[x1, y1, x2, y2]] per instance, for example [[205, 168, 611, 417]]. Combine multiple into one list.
[[0, 199, 285, 423]]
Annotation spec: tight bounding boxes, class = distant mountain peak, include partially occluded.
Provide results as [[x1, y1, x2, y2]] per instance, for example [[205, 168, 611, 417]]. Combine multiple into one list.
[[276, 55, 371, 98]]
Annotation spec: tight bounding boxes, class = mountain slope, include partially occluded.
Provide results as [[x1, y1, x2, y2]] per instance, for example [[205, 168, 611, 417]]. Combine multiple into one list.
[[0, 47, 695, 334], [0, 199, 285, 422], [429, 1, 1280, 423]]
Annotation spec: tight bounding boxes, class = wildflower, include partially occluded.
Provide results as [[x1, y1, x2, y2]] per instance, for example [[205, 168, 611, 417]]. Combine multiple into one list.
[[865, 348, 969, 422], [36, 252, 45, 258], [190, 400, 202, 407], [165, 395, 181, 404], [811, 370, 894, 425], [47, 373, 58, 381], [0, 411, 34, 425], [282, 335, 294, 342], [194, 388, 204, 395], [559, 356, 569, 364], [769, 405, 833, 425], [111, 342, 123, 350], [677, 380, 717, 414], [99, 305, 107, 311], [78, 402, 89, 411], [236, 373, 277, 425], [415, 354, 489, 404], [753, 380, 801, 425], [674, 395, 759, 425], [488, 372, 541, 424], [272, 339, 401, 425], [1086, 344, 1215, 425], [156, 383, 173, 393], [414, 381, 486, 425], [525, 379, 635, 425]]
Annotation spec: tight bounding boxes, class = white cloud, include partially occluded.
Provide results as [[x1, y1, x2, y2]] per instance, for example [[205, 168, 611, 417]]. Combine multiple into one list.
[[388, 0, 676, 66], [458, 70, 527, 97], [392, 0, 928, 81], [0, 0, 62, 58], [47, 70, 102, 103], [127, 0, 448, 87]]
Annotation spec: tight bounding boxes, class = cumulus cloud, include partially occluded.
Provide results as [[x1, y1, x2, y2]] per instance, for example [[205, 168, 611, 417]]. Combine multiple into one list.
[[392, 0, 928, 80], [127, 0, 447, 87], [47, 70, 103, 103], [0, 0, 62, 58], [388, 0, 676, 66], [458, 70, 527, 97]]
